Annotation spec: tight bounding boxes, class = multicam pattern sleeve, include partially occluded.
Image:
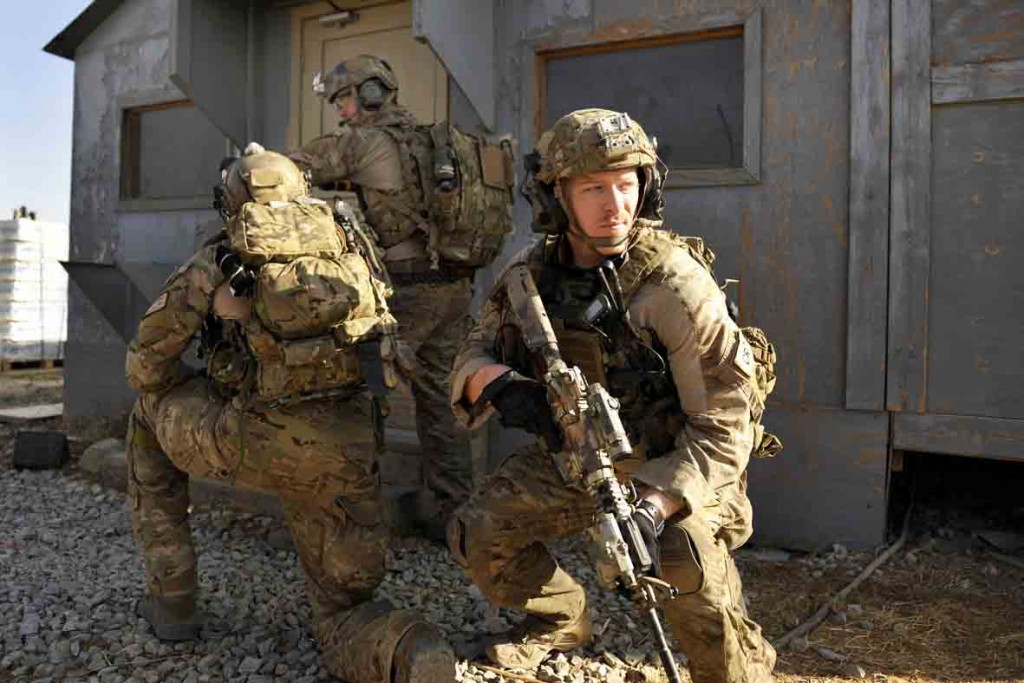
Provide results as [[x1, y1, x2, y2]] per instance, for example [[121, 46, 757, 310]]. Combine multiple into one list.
[[627, 246, 758, 527], [448, 288, 507, 429], [125, 245, 223, 393], [290, 127, 355, 186]]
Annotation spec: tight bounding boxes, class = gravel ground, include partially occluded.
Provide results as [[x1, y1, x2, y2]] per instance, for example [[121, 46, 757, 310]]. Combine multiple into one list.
[[0, 466, 674, 683]]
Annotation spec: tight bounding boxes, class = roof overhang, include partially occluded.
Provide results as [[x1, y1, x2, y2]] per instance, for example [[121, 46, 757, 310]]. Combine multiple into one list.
[[44, 0, 125, 60]]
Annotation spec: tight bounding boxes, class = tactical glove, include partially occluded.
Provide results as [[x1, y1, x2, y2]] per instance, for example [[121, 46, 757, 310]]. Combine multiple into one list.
[[476, 370, 563, 452], [629, 498, 665, 577]]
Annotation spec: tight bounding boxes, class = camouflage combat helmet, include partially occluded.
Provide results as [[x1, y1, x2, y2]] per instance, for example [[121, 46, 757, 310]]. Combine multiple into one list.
[[312, 54, 399, 106], [525, 108, 665, 235], [217, 143, 308, 218]]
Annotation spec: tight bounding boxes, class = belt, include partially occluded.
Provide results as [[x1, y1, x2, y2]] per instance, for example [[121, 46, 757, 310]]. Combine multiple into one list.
[[384, 241, 474, 284]]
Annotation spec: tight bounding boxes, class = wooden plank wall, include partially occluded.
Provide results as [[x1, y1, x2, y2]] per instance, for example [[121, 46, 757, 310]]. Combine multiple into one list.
[[845, 0, 890, 411], [887, 0, 931, 414]]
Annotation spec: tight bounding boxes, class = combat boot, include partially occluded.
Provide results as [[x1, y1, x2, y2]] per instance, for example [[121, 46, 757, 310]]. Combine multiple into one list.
[[135, 594, 201, 641], [486, 611, 593, 670], [391, 621, 456, 683], [392, 490, 448, 545]]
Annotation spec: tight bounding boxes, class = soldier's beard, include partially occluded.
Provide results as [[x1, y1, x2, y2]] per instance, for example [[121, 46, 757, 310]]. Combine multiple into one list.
[[565, 220, 635, 267]]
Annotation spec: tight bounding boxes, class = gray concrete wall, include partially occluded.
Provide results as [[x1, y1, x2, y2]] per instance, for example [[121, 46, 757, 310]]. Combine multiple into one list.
[[253, 6, 294, 150], [66, 0, 218, 420]]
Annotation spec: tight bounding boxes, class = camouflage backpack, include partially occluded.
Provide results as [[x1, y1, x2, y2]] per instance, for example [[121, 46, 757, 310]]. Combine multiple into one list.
[[622, 229, 783, 459], [383, 122, 516, 268], [222, 197, 396, 402]]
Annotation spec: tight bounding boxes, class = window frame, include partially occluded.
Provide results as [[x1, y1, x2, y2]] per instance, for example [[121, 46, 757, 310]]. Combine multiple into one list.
[[535, 8, 762, 188], [117, 93, 231, 212]]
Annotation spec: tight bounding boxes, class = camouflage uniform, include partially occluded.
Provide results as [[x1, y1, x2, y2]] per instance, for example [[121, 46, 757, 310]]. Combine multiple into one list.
[[294, 68, 475, 529], [445, 110, 776, 683], [126, 147, 452, 683]]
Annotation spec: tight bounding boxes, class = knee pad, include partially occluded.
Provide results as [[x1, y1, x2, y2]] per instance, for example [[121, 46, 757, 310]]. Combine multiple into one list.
[[661, 521, 708, 596], [128, 410, 162, 454], [445, 509, 472, 568]]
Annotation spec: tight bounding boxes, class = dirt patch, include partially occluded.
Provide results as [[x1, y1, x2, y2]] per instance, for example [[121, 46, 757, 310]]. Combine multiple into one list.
[[0, 368, 62, 408]]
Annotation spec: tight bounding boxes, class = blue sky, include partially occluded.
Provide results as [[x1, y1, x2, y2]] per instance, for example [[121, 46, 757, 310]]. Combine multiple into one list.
[[0, 2, 92, 225]]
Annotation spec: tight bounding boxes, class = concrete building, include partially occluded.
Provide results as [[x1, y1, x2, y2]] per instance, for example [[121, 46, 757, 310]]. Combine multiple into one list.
[[46, 0, 1024, 550]]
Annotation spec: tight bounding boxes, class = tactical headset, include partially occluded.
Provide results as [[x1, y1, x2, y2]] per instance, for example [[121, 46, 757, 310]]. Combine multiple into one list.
[[355, 78, 388, 111], [348, 57, 397, 112], [521, 151, 667, 235]]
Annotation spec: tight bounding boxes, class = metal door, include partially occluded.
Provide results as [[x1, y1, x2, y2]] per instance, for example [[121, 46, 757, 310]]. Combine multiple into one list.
[[288, 1, 448, 148]]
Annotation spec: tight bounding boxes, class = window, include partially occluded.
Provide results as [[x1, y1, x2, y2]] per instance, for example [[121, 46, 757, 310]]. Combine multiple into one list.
[[120, 100, 229, 207], [537, 11, 762, 187]]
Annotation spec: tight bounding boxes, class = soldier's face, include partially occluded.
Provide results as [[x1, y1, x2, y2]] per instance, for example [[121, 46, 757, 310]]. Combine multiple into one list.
[[562, 168, 640, 261], [332, 94, 358, 121]]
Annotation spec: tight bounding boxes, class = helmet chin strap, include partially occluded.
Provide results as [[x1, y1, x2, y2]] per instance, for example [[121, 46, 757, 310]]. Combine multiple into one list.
[[566, 222, 633, 250]]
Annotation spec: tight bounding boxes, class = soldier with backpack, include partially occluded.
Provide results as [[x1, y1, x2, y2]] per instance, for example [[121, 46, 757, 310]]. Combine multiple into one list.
[[291, 54, 515, 540], [125, 144, 455, 683], [444, 109, 780, 682]]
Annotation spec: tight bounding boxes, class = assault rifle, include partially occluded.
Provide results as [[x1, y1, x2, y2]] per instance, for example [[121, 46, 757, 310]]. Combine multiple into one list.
[[502, 264, 683, 683]]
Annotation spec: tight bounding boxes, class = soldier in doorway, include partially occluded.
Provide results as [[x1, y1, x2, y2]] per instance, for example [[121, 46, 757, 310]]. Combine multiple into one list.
[[291, 54, 514, 540], [125, 145, 455, 683], [445, 109, 780, 683]]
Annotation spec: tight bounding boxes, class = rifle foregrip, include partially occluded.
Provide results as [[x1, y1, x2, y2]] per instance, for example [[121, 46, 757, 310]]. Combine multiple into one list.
[[504, 264, 562, 367]]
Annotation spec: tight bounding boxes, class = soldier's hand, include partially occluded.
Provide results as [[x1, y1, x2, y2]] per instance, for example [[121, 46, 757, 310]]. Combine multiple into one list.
[[477, 370, 563, 452], [630, 499, 665, 577]]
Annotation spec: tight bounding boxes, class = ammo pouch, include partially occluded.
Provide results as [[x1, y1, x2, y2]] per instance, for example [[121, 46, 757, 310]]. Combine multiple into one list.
[[385, 122, 516, 268], [741, 326, 783, 458], [223, 199, 394, 402]]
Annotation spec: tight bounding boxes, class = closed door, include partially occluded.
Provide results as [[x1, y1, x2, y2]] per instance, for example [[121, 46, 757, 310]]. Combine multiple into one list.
[[289, 1, 448, 148]]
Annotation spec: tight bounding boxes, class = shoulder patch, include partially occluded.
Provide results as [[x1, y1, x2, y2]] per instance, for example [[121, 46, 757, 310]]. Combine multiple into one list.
[[734, 334, 756, 378], [144, 292, 169, 317]]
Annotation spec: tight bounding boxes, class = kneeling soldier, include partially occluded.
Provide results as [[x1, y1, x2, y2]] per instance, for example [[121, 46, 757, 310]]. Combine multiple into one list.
[[125, 144, 454, 683], [446, 110, 778, 683]]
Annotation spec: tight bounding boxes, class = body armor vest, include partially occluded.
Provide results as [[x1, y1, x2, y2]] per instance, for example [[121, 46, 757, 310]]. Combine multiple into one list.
[[502, 228, 781, 462], [352, 110, 425, 252], [494, 237, 685, 461]]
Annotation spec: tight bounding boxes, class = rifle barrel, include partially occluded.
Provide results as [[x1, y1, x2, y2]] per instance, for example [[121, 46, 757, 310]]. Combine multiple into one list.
[[645, 606, 683, 683]]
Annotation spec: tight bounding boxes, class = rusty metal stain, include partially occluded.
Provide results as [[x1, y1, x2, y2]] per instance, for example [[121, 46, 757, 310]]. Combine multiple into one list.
[[973, 151, 986, 163], [984, 239, 1000, 257], [787, 59, 802, 83], [972, 194, 984, 208]]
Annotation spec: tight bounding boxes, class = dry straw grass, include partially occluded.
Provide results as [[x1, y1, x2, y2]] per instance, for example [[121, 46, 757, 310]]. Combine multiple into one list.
[[738, 541, 1024, 683]]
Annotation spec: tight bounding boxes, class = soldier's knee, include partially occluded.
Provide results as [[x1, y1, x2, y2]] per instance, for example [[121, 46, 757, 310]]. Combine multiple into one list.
[[445, 505, 510, 595], [446, 507, 471, 568], [297, 496, 388, 597], [659, 520, 708, 593], [126, 415, 184, 499], [446, 505, 497, 581]]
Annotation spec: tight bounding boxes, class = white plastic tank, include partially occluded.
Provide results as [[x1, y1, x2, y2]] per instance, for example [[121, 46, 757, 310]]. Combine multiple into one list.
[[0, 213, 69, 362]]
